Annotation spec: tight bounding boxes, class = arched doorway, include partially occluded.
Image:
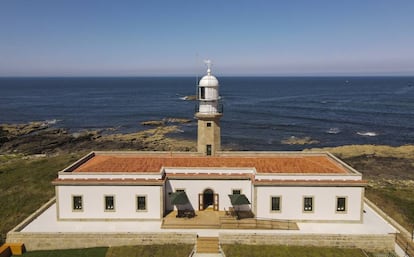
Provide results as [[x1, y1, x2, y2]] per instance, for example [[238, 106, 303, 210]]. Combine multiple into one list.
[[198, 189, 219, 211], [203, 189, 214, 209]]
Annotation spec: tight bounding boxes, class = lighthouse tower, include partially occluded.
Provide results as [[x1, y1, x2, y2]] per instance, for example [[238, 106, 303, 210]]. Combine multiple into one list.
[[195, 60, 222, 156]]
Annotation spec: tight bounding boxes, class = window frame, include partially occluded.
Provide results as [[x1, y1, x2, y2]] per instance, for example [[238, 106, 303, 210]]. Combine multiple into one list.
[[104, 195, 116, 212], [136, 195, 148, 212], [270, 196, 282, 213], [336, 196, 347, 213], [303, 196, 314, 213], [232, 189, 241, 195], [72, 195, 83, 212]]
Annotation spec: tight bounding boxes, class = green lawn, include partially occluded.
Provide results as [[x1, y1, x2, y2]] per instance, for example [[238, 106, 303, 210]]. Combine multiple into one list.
[[221, 245, 368, 257], [0, 154, 82, 244], [105, 244, 193, 257], [366, 185, 414, 231], [18, 247, 107, 257], [16, 244, 392, 257], [17, 244, 193, 257]]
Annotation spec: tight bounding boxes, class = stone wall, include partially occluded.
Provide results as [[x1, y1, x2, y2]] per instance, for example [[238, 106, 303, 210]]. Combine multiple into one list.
[[219, 233, 395, 252], [7, 231, 395, 252], [6, 232, 196, 251]]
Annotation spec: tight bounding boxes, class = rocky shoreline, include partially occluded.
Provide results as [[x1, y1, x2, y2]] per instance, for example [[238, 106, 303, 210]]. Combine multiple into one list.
[[2, 120, 414, 158], [0, 120, 196, 155]]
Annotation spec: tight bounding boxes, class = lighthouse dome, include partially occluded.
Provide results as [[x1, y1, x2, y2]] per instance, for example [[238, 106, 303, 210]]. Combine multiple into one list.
[[199, 74, 219, 87]]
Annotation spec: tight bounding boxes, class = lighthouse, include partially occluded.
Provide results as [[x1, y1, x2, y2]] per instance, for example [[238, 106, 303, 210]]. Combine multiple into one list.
[[195, 60, 222, 156]]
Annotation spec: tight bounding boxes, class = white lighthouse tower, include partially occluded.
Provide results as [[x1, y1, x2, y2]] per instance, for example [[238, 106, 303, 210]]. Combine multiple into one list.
[[195, 60, 222, 156]]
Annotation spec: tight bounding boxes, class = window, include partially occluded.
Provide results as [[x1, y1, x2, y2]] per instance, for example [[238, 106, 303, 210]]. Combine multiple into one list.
[[176, 189, 185, 192], [105, 195, 115, 211], [72, 195, 83, 211], [271, 196, 281, 212], [232, 189, 241, 195], [137, 196, 147, 211], [200, 87, 206, 99], [303, 197, 313, 212], [206, 144, 212, 156], [206, 122, 212, 127], [336, 197, 347, 212]]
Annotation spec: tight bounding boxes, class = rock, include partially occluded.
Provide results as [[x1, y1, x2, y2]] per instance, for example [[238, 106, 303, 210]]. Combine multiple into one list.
[[281, 136, 319, 145], [140, 120, 165, 126], [0, 121, 197, 155], [141, 118, 193, 127], [1, 121, 49, 139], [164, 118, 192, 124]]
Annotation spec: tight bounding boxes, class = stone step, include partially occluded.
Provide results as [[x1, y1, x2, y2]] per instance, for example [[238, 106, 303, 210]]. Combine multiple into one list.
[[197, 237, 220, 254]]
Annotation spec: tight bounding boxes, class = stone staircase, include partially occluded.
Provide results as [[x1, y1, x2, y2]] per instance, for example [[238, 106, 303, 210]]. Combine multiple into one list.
[[196, 237, 220, 254]]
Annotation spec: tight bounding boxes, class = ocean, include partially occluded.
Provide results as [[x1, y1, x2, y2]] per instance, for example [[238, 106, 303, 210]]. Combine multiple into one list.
[[0, 77, 413, 150]]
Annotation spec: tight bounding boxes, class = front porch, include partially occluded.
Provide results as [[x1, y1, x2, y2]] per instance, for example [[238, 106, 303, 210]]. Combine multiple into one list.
[[161, 209, 299, 230]]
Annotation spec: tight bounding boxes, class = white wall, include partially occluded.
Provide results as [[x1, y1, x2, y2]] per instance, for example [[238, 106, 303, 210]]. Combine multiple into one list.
[[56, 185, 162, 220], [255, 186, 363, 222], [165, 179, 252, 211]]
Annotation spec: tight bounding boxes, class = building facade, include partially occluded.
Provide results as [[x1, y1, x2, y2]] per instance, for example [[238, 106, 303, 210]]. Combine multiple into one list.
[[52, 62, 366, 224]]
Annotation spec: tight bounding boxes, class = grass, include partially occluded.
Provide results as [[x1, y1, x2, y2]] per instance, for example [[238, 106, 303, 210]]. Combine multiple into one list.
[[104, 244, 193, 257], [221, 245, 367, 257], [18, 247, 108, 257], [21, 245, 368, 257], [342, 155, 414, 231], [366, 186, 414, 230], [0, 154, 82, 244]]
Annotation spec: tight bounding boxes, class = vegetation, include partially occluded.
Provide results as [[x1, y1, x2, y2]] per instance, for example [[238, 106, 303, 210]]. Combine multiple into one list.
[[0, 154, 82, 244], [105, 244, 193, 257], [366, 185, 414, 230], [18, 247, 107, 257], [343, 156, 414, 230], [221, 245, 367, 257], [20, 245, 368, 257]]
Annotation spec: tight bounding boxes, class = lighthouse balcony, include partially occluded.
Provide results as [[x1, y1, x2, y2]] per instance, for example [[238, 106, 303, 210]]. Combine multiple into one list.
[[195, 102, 223, 114]]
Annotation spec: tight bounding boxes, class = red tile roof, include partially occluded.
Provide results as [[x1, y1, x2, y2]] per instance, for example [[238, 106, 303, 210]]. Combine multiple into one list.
[[72, 154, 349, 174]]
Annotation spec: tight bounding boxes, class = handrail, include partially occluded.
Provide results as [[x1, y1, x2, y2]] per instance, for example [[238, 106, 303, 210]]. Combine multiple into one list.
[[395, 233, 414, 257], [219, 214, 297, 230], [188, 245, 196, 257]]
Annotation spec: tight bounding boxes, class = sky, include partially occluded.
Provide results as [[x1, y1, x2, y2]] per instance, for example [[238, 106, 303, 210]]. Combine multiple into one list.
[[0, 0, 413, 76]]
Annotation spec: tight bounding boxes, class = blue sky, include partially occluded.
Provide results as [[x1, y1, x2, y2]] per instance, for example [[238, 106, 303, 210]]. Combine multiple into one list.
[[1, 0, 413, 76]]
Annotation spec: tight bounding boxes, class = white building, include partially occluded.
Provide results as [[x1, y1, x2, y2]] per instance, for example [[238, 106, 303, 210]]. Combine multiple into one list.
[[8, 62, 399, 254], [52, 62, 366, 224]]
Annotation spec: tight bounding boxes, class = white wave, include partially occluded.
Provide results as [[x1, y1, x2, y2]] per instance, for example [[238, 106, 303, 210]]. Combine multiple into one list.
[[357, 131, 378, 137], [44, 119, 59, 125], [326, 127, 341, 134]]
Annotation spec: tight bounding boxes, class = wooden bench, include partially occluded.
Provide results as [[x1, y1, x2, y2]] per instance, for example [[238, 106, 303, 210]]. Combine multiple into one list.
[[6, 243, 25, 256], [0, 244, 12, 257]]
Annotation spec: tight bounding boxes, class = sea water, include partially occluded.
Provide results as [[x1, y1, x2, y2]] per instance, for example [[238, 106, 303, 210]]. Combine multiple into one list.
[[0, 76, 413, 150]]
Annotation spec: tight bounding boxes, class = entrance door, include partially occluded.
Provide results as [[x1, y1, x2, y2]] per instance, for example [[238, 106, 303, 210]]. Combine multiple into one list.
[[199, 189, 219, 211], [203, 189, 214, 209]]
